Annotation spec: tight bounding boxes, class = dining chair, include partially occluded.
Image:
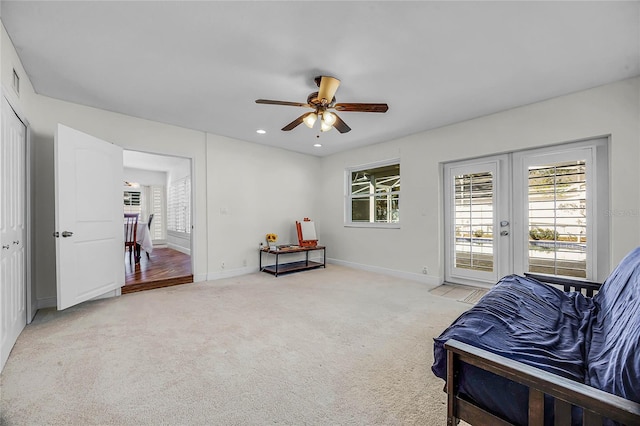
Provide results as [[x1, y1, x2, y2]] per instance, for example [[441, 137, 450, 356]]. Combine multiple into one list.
[[124, 213, 139, 263]]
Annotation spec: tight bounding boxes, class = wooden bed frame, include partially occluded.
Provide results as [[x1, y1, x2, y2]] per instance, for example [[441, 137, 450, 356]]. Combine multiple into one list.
[[443, 274, 640, 426]]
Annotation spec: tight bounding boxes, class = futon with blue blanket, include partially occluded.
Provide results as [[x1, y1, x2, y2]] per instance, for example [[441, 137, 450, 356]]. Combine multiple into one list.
[[432, 247, 640, 425]]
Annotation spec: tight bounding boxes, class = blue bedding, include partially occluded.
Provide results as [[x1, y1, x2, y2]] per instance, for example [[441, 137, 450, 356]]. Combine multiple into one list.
[[432, 247, 640, 425], [587, 247, 640, 405]]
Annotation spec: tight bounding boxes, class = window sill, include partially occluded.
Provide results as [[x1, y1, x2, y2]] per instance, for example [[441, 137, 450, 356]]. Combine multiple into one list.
[[344, 223, 401, 229]]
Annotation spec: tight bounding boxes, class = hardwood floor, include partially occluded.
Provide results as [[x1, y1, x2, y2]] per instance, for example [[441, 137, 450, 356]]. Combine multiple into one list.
[[123, 247, 193, 294]]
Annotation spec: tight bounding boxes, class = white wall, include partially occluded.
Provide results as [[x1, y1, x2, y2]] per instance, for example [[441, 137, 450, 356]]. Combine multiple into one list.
[[2, 22, 323, 307], [206, 133, 321, 279], [319, 77, 640, 284], [123, 167, 166, 187], [3, 20, 639, 307]]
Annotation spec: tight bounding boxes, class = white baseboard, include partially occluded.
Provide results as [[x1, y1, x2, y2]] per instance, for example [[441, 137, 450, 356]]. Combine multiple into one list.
[[207, 266, 258, 281], [167, 243, 190, 255], [202, 260, 442, 287], [327, 258, 442, 288], [193, 273, 208, 282], [36, 296, 57, 309], [36, 288, 122, 311]]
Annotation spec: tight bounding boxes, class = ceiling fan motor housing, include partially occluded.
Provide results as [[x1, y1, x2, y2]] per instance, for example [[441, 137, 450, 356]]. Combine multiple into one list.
[[307, 92, 336, 108]]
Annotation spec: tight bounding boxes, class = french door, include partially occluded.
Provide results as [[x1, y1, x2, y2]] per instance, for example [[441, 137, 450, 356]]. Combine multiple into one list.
[[444, 139, 608, 286], [444, 155, 511, 286]]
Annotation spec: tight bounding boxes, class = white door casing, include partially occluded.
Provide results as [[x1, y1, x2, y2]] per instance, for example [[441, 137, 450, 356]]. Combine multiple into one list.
[[1, 96, 27, 370], [55, 124, 124, 310]]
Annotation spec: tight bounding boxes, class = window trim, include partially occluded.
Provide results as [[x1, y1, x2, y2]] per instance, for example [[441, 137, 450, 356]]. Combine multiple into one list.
[[344, 158, 401, 229]]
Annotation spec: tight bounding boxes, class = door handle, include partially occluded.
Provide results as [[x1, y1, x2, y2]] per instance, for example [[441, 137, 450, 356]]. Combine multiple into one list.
[[62, 231, 74, 238], [500, 230, 509, 236], [13, 240, 20, 245], [2, 245, 9, 250], [53, 232, 59, 238]]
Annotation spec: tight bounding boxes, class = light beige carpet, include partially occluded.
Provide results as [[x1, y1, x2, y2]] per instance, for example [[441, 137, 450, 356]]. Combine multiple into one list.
[[1, 265, 471, 425]]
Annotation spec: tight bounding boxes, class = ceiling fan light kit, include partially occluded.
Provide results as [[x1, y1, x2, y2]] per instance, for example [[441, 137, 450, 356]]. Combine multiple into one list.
[[255, 75, 388, 134], [303, 112, 317, 128]]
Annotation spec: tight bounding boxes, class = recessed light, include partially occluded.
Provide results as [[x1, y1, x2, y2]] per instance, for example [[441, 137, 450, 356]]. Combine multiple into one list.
[[313, 143, 322, 148], [256, 129, 266, 134]]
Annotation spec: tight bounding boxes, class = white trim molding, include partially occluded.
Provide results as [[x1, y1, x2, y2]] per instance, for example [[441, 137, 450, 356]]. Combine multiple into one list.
[[327, 258, 441, 288]]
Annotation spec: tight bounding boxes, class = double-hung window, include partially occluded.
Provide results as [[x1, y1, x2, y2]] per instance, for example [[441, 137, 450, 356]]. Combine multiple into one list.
[[346, 159, 400, 227]]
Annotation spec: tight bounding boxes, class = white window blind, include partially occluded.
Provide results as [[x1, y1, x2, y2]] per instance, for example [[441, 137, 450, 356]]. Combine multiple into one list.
[[527, 160, 587, 278], [123, 191, 142, 215], [454, 171, 494, 273], [150, 185, 166, 241], [167, 177, 190, 234]]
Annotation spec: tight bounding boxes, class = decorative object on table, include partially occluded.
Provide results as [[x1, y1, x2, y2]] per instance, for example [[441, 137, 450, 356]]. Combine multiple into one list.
[[296, 218, 318, 247], [266, 233, 278, 250]]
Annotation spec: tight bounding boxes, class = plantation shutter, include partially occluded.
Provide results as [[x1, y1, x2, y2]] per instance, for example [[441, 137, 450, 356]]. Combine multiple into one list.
[[123, 190, 142, 215], [167, 176, 190, 234], [527, 160, 587, 278], [150, 185, 165, 241]]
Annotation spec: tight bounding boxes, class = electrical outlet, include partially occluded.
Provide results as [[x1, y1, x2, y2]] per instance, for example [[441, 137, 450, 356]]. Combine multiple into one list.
[[422, 266, 428, 275], [221, 261, 225, 269]]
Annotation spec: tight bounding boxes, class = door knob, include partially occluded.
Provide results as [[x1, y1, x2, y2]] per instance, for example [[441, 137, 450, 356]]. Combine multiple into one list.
[[2, 245, 9, 250], [62, 231, 74, 238], [500, 230, 509, 236], [500, 220, 510, 227], [13, 240, 19, 245]]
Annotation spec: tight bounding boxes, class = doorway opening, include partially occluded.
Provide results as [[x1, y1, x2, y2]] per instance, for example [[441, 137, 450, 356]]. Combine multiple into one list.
[[122, 150, 193, 293]]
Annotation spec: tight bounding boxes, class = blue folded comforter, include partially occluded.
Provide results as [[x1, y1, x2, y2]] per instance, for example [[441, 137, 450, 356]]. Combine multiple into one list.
[[432, 247, 640, 425]]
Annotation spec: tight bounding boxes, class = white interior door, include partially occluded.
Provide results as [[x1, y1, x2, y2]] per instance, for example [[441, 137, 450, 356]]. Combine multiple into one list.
[[1, 96, 27, 370], [55, 124, 123, 310]]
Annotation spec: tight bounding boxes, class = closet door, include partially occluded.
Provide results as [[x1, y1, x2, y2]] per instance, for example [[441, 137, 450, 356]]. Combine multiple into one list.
[[1, 96, 27, 371]]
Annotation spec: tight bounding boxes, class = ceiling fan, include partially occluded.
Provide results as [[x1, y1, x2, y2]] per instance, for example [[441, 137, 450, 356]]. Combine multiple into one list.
[[255, 76, 388, 134]]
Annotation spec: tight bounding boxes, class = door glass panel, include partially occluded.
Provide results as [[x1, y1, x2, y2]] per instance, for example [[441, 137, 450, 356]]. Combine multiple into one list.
[[527, 161, 587, 278], [454, 172, 494, 272]]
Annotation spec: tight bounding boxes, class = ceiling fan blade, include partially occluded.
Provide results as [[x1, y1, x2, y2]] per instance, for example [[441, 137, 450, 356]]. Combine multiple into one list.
[[334, 103, 389, 113], [255, 99, 310, 108], [281, 113, 312, 131], [317, 76, 341, 105], [332, 113, 351, 134]]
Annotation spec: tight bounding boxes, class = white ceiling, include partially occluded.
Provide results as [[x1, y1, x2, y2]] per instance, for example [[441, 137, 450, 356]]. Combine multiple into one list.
[[2, 1, 639, 157]]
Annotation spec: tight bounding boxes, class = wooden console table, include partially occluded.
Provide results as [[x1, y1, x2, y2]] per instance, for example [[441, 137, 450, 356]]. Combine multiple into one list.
[[259, 245, 326, 277]]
